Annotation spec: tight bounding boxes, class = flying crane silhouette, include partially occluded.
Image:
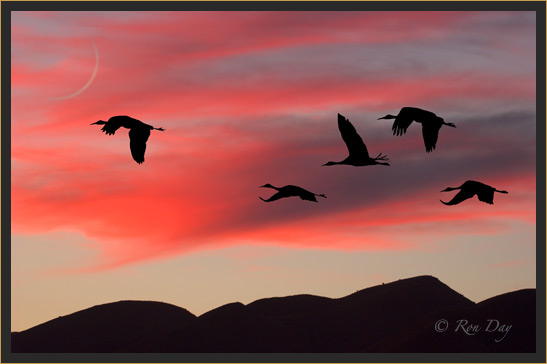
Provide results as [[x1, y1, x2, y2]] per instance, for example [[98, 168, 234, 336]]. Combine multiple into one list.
[[378, 107, 456, 152], [91, 115, 165, 164], [440, 180, 508, 205], [323, 113, 390, 167], [259, 184, 327, 203]]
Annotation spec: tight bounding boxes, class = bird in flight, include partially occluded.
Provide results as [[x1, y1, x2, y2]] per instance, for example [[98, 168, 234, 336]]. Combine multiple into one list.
[[259, 184, 327, 203], [378, 107, 456, 152], [323, 113, 390, 167], [440, 180, 508, 205], [91, 115, 165, 164]]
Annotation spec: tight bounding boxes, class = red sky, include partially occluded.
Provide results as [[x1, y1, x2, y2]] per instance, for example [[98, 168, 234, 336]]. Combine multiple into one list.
[[11, 11, 536, 271]]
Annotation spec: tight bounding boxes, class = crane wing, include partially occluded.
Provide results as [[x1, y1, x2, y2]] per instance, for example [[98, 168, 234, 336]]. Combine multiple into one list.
[[421, 122, 442, 153], [100, 122, 122, 135], [476, 189, 495, 204], [259, 192, 285, 202], [441, 189, 476, 205], [338, 114, 370, 159], [391, 107, 416, 136], [128, 128, 151, 164], [287, 185, 316, 201]]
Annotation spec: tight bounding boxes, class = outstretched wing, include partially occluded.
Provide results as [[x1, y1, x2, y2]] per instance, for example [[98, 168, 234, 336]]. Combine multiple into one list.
[[259, 192, 285, 202], [476, 188, 495, 204], [287, 185, 317, 202], [128, 127, 151, 164], [421, 121, 442, 153], [440, 189, 476, 206], [391, 107, 417, 136], [100, 115, 136, 135], [100, 122, 122, 135], [338, 114, 370, 158]]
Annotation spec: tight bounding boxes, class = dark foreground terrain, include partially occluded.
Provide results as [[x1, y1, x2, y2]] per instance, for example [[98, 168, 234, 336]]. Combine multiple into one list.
[[11, 275, 535, 353]]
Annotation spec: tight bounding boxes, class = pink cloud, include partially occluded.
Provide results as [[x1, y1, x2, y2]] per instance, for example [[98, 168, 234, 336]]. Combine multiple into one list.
[[11, 114, 536, 271], [11, 11, 536, 271]]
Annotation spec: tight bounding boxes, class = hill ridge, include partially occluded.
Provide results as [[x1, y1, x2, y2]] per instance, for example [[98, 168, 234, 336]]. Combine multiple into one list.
[[11, 276, 535, 353]]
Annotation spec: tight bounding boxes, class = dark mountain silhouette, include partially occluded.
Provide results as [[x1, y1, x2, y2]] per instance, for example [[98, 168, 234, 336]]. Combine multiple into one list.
[[11, 276, 535, 353], [11, 301, 195, 353], [365, 289, 535, 353]]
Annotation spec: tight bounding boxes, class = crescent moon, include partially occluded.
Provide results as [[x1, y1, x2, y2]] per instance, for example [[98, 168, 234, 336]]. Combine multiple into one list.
[[49, 41, 99, 101]]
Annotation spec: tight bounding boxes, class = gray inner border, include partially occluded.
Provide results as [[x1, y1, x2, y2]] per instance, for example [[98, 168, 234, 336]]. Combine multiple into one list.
[[2, 1, 545, 363]]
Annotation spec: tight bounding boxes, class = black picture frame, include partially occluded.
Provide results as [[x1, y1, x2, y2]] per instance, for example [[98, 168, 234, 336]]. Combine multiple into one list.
[[2, 2, 545, 363]]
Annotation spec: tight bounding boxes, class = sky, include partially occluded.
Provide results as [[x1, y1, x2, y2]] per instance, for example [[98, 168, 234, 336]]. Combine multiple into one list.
[[10, 11, 537, 332]]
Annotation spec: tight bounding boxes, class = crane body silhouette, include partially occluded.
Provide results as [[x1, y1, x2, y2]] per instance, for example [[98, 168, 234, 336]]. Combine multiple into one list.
[[378, 107, 456, 152], [259, 184, 326, 202], [440, 180, 508, 205], [91, 116, 165, 164], [323, 113, 390, 167]]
